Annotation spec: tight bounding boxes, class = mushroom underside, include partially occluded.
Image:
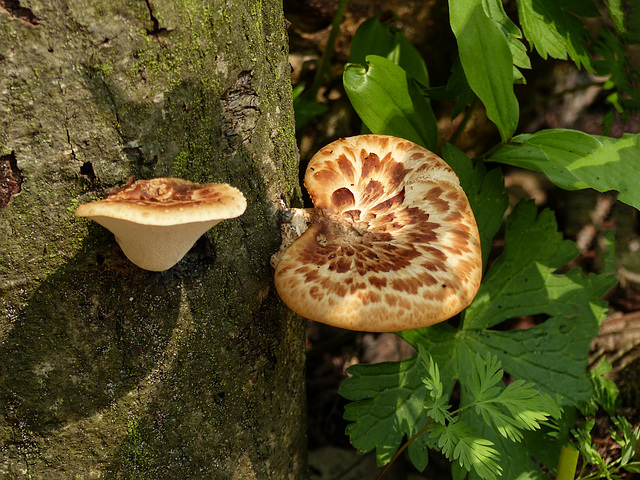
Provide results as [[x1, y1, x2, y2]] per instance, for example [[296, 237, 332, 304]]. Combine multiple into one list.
[[92, 216, 222, 271]]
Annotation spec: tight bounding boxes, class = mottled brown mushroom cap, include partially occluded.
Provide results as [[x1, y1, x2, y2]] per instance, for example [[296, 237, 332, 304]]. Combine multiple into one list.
[[274, 135, 482, 332], [76, 178, 246, 271]]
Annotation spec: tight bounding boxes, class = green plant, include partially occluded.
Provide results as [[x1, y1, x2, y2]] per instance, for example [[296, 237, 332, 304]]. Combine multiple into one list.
[[330, 2, 640, 479]]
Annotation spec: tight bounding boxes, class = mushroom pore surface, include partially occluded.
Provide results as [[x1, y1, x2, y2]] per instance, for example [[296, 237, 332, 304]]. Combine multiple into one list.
[[274, 135, 482, 332]]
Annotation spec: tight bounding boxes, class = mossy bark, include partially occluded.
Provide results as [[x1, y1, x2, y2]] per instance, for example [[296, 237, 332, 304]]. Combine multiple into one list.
[[0, 0, 306, 478]]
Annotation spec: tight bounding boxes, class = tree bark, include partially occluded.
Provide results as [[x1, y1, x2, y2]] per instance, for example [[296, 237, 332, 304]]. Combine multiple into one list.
[[0, 1, 306, 478]]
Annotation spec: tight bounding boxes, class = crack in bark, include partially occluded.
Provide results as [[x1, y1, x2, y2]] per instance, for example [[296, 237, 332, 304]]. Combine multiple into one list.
[[143, 0, 167, 36], [0, 0, 40, 25], [64, 121, 78, 163], [0, 151, 22, 208]]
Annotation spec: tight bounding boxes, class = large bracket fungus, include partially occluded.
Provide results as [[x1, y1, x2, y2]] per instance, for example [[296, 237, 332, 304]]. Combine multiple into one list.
[[76, 177, 246, 271], [273, 135, 482, 332]]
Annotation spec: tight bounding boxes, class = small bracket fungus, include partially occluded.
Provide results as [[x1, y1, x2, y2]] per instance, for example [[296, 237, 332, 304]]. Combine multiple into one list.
[[76, 177, 247, 271], [273, 135, 482, 332]]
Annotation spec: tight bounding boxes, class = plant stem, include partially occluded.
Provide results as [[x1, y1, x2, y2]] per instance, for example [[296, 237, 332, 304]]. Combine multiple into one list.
[[556, 445, 580, 480], [448, 96, 479, 147], [308, 0, 349, 101], [375, 420, 432, 480]]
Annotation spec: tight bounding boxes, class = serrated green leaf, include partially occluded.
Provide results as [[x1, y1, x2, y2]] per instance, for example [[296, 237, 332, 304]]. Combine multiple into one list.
[[432, 420, 502, 480], [467, 354, 560, 443], [464, 201, 582, 330], [612, 416, 640, 467], [340, 153, 616, 480], [442, 144, 509, 270], [343, 55, 438, 150], [449, 0, 518, 140], [419, 348, 453, 425], [488, 130, 640, 211], [517, 0, 594, 71], [584, 358, 620, 415], [469, 353, 504, 401], [340, 358, 427, 465], [482, 0, 531, 82]]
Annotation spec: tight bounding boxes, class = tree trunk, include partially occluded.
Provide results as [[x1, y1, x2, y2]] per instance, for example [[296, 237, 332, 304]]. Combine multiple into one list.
[[0, 1, 306, 478]]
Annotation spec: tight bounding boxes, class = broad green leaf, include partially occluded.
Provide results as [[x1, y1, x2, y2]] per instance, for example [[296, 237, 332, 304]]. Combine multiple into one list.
[[343, 55, 438, 150], [338, 127, 618, 477], [340, 357, 426, 465], [292, 84, 328, 131], [517, 0, 594, 71], [340, 159, 615, 478], [349, 12, 430, 87], [442, 144, 508, 270], [463, 201, 581, 330], [449, 0, 518, 141], [482, 0, 531, 82], [488, 129, 640, 211]]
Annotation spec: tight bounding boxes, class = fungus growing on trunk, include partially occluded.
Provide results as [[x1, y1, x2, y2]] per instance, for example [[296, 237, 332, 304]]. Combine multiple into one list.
[[273, 135, 482, 332], [76, 177, 246, 271]]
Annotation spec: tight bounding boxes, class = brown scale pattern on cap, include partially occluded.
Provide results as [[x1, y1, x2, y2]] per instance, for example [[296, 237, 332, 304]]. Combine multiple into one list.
[[76, 177, 247, 226], [105, 177, 234, 209], [274, 135, 482, 332]]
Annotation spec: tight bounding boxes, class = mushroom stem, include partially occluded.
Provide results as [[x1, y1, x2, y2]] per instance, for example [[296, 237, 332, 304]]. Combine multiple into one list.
[[76, 177, 247, 271]]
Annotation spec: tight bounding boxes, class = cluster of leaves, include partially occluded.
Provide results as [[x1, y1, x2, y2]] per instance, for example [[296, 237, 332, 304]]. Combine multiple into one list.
[[323, 2, 640, 480], [344, 347, 562, 480], [340, 142, 618, 478], [572, 415, 640, 479]]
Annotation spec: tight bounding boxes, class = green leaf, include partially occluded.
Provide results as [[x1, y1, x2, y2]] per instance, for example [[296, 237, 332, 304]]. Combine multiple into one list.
[[340, 358, 426, 465], [572, 418, 614, 475], [612, 416, 640, 467], [482, 0, 531, 82], [292, 84, 328, 131], [605, 0, 627, 35], [442, 144, 509, 270], [449, 0, 518, 141], [425, 57, 475, 119], [488, 130, 640, 211], [339, 154, 616, 479], [419, 348, 453, 425], [432, 420, 503, 480], [343, 55, 438, 151], [349, 12, 430, 87], [517, 0, 594, 71], [466, 354, 561, 444], [583, 358, 620, 416], [627, 2, 640, 43]]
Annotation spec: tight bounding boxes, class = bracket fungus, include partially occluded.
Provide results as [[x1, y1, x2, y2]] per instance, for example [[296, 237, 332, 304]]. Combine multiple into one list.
[[273, 135, 482, 332], [76, 177, 246, 271]]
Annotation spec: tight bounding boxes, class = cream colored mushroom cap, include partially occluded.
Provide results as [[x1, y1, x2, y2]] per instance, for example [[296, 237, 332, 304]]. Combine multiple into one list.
[[274, 135, 482, 332], [76, 177, 246, 271]]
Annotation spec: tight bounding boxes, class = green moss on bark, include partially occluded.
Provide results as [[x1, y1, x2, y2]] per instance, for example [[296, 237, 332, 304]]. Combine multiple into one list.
[[0, 0, 305, 478]]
